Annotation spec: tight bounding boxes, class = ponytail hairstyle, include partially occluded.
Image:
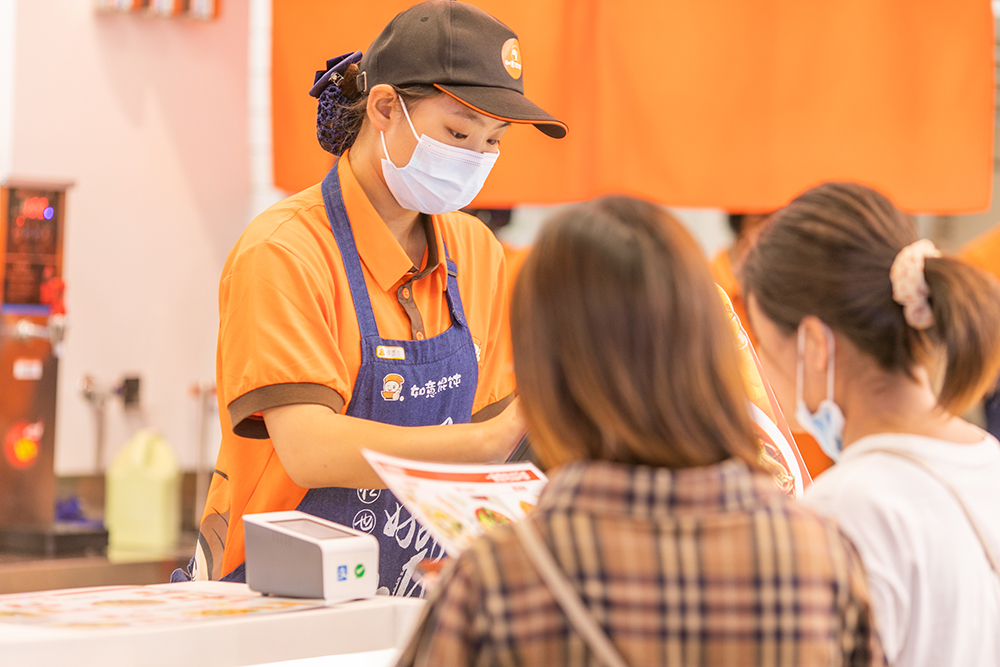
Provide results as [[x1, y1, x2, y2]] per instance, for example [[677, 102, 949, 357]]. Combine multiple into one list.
[[313, 53, 440, 156], [742, 182, 1000, 415]]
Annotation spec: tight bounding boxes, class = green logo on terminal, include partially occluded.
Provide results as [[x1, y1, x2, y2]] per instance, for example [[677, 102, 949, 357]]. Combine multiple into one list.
[[355, 564, 365, 578]]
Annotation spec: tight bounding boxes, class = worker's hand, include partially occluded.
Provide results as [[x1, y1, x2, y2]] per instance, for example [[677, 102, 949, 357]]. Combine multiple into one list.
[[482, 397, 528, 462]]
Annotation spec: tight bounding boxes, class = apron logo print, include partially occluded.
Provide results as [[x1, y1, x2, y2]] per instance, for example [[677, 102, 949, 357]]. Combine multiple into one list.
[[473, 337, 482, 365], [353, 509, 377, 533], [410, 374, 462, 399], [357, 489, 382, 504], [381, 373, 405, 401]]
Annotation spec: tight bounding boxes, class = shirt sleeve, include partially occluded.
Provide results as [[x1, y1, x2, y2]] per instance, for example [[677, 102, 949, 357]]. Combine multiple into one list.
[[395, 553, 487, 666], [219, 239, 350, 438], [471, 242, 516, 417]]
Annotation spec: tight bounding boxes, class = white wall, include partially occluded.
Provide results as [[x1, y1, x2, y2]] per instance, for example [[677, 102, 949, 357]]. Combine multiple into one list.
[[9, 1, 251, 474], [248, 0, 286, 219], [0, 0, 15, 180]]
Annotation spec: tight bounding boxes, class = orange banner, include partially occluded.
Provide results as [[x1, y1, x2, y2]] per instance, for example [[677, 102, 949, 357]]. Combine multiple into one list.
[[274, 1, 994, 213]]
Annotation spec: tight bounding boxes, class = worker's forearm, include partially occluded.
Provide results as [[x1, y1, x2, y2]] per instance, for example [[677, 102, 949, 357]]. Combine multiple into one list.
[[263, 403, 517, 489]]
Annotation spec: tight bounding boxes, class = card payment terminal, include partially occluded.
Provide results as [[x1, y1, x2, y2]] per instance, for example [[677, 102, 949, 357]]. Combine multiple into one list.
[[244, 511, 379, 602]]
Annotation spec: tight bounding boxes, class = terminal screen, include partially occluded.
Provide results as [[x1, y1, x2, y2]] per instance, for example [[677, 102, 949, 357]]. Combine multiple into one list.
[[274, 518, 355, 540]]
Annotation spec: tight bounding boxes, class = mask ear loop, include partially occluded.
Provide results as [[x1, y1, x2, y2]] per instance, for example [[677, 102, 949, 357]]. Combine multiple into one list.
[[380, 95, 421, 165], [397, 96, 419, 140], [798, 322, 837, 405], [796, 324, 807, 406], [823, 324, 836, 402]]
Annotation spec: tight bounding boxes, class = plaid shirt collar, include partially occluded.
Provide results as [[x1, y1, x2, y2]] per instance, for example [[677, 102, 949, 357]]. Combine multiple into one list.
[[537, 458, 779, 519]]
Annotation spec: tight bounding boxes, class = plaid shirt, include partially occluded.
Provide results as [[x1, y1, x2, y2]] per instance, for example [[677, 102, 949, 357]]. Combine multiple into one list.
[[397, 459, 884, 666]]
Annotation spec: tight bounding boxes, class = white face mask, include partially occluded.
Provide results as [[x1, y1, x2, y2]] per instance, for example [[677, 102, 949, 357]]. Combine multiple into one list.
[[794, 323, 846, 462], [380, 97, 499, 215]]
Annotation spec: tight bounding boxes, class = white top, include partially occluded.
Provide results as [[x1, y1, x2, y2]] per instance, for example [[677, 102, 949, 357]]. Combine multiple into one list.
[[803, 432, 1000, 667]]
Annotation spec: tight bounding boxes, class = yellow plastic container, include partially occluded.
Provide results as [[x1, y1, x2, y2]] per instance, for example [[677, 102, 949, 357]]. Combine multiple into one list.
[[105, 429, 181, 562]]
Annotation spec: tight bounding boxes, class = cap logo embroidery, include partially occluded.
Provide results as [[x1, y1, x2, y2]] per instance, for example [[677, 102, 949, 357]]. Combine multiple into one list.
[[501, 38, 522, 80]]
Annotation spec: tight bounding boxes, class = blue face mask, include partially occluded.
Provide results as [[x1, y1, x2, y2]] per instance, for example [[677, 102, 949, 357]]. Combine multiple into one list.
[[794, 323, 845, 462]]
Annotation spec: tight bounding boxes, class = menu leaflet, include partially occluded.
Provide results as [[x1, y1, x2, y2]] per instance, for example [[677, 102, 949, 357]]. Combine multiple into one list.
[[361, 450, 547, 556]]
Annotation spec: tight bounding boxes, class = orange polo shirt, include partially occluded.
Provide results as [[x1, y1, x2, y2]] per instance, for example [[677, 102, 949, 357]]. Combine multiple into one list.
[[960, 224, 1000, 282], [199, 151, 515, 580]]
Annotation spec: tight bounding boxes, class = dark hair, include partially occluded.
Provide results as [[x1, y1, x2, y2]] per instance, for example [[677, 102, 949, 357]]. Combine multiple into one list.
[[511, 196, 761, 470], [728, 214, 746, 237], [316, 65, 439, 156], [743, 182, 1000, 414]]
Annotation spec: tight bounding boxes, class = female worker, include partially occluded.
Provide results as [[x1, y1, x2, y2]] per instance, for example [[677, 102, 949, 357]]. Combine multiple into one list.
[[398, 197, 882, 665], [743, 182, 1000, 666], [189, 1, 566, 595]]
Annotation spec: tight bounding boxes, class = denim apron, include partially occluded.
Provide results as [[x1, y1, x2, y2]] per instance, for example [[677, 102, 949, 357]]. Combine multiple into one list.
[[275, 163, 477, 597]]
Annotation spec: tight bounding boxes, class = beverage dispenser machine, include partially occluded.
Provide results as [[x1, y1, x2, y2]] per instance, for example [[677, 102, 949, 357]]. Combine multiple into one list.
[[0, 181, 96, 554]]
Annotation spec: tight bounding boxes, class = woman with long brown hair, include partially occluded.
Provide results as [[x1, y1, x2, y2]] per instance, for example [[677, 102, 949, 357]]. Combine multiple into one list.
[[398, 196, 882, 666], [743, 182, 1000, 667]]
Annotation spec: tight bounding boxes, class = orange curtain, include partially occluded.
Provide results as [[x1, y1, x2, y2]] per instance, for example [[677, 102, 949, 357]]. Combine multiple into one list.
[[273, 1, 995, 213]]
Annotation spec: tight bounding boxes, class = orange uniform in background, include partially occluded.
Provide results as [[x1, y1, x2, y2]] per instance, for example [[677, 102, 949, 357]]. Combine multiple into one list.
[[960, 225, 1000, 281], [500, 244, 529, 297], [199, 154, 515, 580]]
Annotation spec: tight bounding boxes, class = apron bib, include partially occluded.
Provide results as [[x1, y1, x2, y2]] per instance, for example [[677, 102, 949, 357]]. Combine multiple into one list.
[[288, 164, 476, 597]]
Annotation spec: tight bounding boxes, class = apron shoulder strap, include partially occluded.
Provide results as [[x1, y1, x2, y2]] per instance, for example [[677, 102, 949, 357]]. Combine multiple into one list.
[[321, 164, 379, 338], [441, 241, 468, 328], [514, 519, 630, 667], [861, 447, 1000, 576]]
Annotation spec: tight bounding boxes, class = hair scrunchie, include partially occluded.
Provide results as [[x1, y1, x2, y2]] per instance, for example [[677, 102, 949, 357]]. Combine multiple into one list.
[[890, 239, 941, 330]]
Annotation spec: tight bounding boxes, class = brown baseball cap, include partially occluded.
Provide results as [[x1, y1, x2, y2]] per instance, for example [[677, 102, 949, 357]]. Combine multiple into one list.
[[357, 1, 567, 139]]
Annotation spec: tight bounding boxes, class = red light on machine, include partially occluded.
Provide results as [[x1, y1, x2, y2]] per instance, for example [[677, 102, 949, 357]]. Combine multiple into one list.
[[20, 197, 50, 220], [4, 421, 43, 470]]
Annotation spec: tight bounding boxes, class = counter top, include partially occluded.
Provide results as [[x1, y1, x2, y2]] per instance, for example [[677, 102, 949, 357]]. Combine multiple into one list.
[[0, 581, 425, 667]]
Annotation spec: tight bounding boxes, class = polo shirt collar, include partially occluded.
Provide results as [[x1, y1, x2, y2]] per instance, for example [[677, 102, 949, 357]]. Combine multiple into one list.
[[337, 151, 448, 293]]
